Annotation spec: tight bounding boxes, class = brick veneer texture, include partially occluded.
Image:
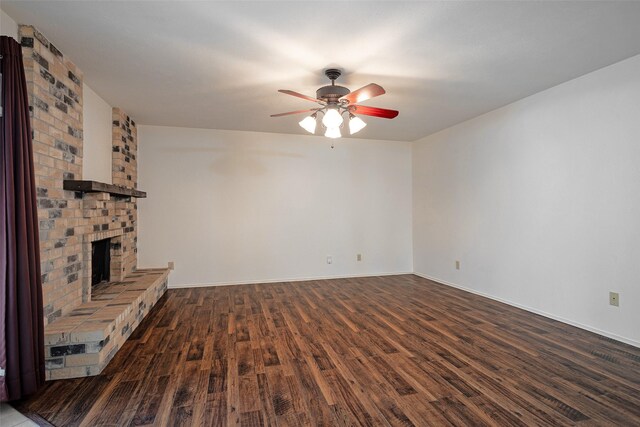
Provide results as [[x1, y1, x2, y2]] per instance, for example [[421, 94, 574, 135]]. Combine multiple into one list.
[[19, 25, 140, 325], [111, 108, 138, 277], [20, 25, 85, 325], [112, 108, 137, 188]]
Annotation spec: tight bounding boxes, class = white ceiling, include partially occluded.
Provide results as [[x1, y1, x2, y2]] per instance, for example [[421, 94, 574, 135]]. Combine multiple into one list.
[[4, 1, 640, 141]]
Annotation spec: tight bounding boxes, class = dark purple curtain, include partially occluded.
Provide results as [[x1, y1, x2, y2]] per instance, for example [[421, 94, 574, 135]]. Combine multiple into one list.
[[0, 36, 45, 402]]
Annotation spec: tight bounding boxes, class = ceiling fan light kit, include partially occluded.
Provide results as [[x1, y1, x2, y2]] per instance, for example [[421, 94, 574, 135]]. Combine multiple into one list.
[[325, 126, 341, 139], [298, 114, 317, 134], [348, 114, 367, 134], [322, 107, 344, 128], [271, 68, 399, 140]]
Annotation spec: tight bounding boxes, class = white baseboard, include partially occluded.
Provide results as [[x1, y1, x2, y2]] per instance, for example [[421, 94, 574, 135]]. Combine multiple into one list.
[[168, 271, 414, 289], [413, 272, 640, 349]]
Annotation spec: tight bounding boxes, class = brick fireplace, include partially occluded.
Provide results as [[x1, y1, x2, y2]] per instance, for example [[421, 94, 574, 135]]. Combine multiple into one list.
[[19, 25, 169, 379]]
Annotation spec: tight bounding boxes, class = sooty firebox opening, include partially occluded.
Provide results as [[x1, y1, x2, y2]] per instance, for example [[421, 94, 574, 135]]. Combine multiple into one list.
[[92, 238, 111, 286]]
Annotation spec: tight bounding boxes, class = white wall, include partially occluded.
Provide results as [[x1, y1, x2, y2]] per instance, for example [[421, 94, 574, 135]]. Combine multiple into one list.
[[413, 54, 640, 346], [1, 8, 18, 39], [138, 126, 413, 287], [82, 83, 113, 183]]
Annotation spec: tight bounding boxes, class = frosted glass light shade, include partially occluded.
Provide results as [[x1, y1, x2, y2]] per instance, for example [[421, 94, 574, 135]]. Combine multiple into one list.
[[325, 127, 341, 139], [322, 108, 344, 128], [299, 115, 317, 133], [349, 115, 367, 134]]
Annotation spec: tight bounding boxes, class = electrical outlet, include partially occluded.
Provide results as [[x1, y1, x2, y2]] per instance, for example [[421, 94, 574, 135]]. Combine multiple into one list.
[[357, 254, 362, 261], [327, 256, 332, 265], [455, 260, 461, 270], [168, 261, 175, 270], [609, 291, 619, 307]]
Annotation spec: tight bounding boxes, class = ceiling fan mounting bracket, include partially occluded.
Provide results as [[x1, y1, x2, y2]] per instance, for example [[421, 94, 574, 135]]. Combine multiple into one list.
[[324, 68, 342, 82]]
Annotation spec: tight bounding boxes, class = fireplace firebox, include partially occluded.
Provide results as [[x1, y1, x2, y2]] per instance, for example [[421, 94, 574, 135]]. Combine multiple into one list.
[[91, 238, 111, 286]]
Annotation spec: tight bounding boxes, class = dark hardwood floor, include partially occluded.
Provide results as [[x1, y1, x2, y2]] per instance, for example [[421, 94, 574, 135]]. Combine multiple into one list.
[[15, 274, 640, 426]]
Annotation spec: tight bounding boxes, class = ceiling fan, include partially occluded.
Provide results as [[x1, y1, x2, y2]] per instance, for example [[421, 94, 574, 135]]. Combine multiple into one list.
[[271, 69, 399, 139]]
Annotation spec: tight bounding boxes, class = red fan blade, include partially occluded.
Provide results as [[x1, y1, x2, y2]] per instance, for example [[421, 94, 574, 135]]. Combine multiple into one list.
[[270, 108, 318, 117], [278, 89, 323, 104], [341, 83, 385, 105], [350, 105, 399, 119]]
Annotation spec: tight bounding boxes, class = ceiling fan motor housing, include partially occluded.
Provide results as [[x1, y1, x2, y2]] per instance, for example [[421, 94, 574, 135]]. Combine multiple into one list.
[[316, 84, 350, 102]]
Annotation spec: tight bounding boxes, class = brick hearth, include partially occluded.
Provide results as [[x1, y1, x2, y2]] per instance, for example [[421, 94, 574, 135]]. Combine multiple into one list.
[[44, 269, 168, 380]]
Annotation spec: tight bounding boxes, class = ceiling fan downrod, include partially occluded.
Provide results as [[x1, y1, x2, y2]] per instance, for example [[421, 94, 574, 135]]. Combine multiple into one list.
[[325, 68, 341, 85]]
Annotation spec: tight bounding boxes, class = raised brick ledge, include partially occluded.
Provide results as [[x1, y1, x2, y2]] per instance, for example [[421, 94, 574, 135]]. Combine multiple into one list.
[[44, 268, 169, 380]]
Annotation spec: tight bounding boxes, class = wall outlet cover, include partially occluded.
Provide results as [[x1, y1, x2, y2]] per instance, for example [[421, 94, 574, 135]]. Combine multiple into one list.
[[609, 291, 619, 307]]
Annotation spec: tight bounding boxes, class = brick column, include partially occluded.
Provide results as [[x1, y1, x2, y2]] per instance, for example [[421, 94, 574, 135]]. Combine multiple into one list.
[[112, 109, 138, 276], [19, 25, 85, 325]]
